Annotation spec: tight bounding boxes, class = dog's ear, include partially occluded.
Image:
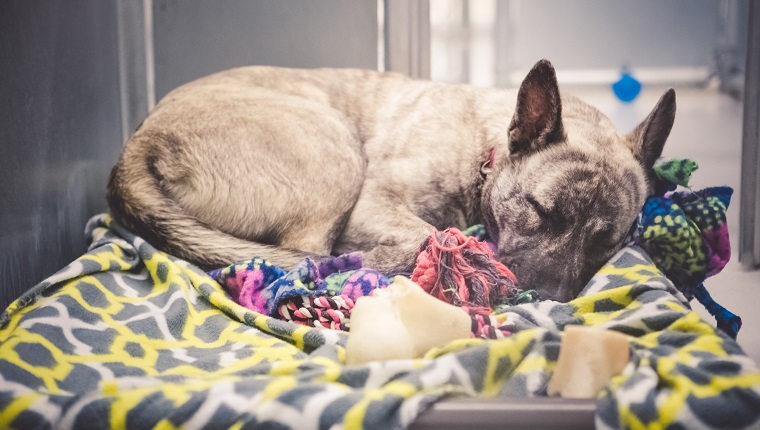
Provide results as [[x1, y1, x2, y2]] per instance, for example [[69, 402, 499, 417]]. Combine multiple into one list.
[[626, 89, 676, 169], [508, 59, 565, 155]]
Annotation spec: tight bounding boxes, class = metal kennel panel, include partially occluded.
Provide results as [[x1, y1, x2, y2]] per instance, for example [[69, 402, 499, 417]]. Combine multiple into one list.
[[740, 0, 760, 269]]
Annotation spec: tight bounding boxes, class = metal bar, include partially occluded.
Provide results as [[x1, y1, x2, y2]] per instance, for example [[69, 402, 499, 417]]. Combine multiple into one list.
[[410, 397, 596, 430], [714, 0, 743, 95], [494, 0, 513, 87], [116, 0, 155, 142], [740, 0, 760, 268], [383, 0, 430, 79], [460, 0, 470, 84]]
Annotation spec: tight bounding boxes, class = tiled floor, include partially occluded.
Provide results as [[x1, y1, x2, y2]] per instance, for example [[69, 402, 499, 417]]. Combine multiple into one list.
[[573, 85, 760, 363]]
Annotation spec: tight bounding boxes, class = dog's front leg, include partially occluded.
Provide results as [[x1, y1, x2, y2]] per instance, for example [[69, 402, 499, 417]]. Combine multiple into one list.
[[334, 197, 433, 275], [362, 238, 427, 275]]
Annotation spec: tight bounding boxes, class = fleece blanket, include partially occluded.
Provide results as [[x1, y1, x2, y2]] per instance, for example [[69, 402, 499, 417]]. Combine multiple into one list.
[[1, 214, 759, 429]]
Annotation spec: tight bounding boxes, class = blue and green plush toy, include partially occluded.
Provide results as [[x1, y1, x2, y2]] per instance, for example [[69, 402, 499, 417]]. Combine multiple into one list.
[[630, 159, 741, 338]]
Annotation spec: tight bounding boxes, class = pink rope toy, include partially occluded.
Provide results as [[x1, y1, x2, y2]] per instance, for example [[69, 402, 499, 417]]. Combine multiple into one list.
[[411, 228, 519, 314]]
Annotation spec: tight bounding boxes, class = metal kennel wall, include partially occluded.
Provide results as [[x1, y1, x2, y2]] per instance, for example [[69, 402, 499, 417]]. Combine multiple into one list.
[[740, 0, 760, 269], [0, 2, 124, 308]]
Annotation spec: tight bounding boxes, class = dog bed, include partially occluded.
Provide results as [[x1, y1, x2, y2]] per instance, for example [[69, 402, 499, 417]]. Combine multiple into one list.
[[0, 213, 758, 429]]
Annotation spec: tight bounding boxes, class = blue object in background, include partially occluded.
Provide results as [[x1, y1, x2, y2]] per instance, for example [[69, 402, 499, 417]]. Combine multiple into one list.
[[612, 68, 642, 102]]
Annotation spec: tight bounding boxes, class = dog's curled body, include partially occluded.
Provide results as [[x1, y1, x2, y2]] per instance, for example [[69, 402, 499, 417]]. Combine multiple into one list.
[[108, 61, 675, 301]]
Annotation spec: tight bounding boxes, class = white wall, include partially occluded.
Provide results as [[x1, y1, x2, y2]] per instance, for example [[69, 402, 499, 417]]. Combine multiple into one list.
[[432, 0, 733, 87]]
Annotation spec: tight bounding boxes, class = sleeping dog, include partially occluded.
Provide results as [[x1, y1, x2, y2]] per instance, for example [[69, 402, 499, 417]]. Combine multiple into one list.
[[107, 60, 675, 302]]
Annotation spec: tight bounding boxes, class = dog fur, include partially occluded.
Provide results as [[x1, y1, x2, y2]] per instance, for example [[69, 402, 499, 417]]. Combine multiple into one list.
[[107, 60, 676, 302]]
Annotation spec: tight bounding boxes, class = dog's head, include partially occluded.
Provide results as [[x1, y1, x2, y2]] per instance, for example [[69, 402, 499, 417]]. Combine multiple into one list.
[[481, 60, 676, 302]]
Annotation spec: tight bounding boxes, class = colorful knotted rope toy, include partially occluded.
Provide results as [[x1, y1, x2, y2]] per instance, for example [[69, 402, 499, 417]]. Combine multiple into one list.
[[410, 227, 535, 314]]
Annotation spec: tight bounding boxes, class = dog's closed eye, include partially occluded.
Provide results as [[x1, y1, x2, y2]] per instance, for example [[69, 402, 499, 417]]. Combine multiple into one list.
[[525, 194, 552, 220], [524, 193, 576, 234], [586, 224, 623, 254]]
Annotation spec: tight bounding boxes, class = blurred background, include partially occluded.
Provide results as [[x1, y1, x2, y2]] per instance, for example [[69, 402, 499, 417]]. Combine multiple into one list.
[[430, 0, 747, 90], [1, 0, 758, 361]]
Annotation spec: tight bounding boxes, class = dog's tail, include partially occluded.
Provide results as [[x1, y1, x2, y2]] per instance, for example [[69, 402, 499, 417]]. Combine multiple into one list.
[[106, 133, 315, 271]]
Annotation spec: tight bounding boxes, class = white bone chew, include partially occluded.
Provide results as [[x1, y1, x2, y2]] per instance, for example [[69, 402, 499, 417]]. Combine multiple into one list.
[[346, 276, 472, 365], [547, 325, 630, 398]]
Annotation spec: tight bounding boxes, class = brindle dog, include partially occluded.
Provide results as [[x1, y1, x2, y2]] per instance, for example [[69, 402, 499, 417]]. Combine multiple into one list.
[[108, 60, 675, 301]]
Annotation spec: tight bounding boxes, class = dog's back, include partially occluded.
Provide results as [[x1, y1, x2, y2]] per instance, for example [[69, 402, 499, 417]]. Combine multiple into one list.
[[109, 67, 389, 269]]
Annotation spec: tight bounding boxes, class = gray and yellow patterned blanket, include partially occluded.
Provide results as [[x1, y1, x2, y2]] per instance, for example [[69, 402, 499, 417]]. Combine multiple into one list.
[[1, 214, 759, 429]]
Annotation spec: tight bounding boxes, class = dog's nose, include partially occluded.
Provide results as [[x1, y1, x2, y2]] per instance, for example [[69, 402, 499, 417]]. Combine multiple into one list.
[[495, 249, 581, 302], [512, 264, 575, 302], [531, 277, 566, 302]]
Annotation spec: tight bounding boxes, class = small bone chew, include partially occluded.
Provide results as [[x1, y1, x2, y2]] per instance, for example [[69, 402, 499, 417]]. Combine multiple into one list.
[[346, 276, 472, 365], [547, 326, 630, 398], [383, 276, 473, 358], [345, 294, 414, 365]]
